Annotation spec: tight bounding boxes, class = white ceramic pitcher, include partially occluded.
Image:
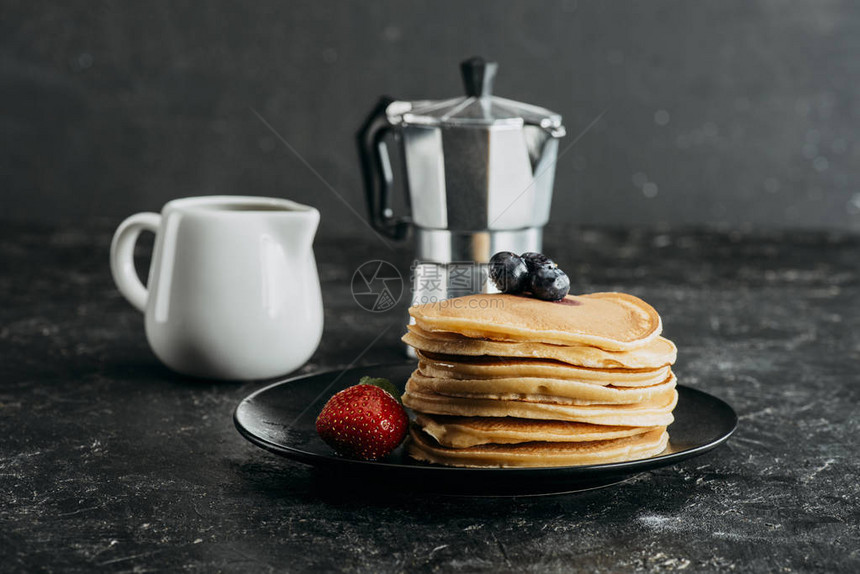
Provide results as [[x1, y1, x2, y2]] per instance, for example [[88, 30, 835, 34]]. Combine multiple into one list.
[[110, 196, 323, 380]]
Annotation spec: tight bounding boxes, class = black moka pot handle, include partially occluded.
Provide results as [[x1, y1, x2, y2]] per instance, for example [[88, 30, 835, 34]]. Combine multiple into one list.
[[356, 96, 410, 241]]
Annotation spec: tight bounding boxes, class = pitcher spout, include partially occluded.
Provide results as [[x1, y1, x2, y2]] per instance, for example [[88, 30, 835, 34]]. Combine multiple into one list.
[[275, 202, 320, 253]]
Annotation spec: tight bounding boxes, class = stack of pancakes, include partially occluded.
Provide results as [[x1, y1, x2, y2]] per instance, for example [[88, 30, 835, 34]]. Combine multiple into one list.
[[401, 292, 678, 467]]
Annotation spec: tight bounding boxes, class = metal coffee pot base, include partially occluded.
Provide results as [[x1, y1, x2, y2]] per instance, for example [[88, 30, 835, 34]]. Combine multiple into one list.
[[414, 227, 542, 265]]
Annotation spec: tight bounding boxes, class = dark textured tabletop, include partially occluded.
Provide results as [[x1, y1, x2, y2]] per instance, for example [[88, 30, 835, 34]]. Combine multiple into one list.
[[1, 221, 858, 573]]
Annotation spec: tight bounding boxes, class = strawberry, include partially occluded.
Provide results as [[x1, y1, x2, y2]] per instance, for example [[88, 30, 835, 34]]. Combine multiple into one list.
[[315, 383, 408, 460]]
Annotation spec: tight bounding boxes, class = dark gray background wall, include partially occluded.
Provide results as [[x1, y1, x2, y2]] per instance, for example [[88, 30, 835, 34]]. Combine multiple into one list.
[[3, 0, 860, 239]]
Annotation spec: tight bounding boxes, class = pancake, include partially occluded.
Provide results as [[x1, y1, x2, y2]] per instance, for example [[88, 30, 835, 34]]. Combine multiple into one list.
[[408, 426, 670, 468], [402, 326, 677, 370], [415, 413, 660, 448], [410, 370, 677, 405], [402, 386, 677, 427], [409, 292, 661, 351], [417, 350, 671, 387]]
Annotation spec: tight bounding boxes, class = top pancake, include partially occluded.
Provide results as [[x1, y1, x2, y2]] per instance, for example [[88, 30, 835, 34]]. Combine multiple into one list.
[[409, 292, 662, 351]]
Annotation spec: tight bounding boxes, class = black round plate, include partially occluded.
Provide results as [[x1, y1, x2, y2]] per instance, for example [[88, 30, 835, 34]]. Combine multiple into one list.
[[234, 363, 737, 496]]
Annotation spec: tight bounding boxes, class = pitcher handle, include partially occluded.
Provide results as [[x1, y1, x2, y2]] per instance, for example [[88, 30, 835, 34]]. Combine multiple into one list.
[[110, 212, 162, 312], [357, 96, 410, 240]]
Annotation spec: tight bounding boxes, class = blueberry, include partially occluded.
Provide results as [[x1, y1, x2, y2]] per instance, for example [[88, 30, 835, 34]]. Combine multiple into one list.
[[488, 251, 529, 294], [521, 252, 557, 274], [529, 266, 570, 301]]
